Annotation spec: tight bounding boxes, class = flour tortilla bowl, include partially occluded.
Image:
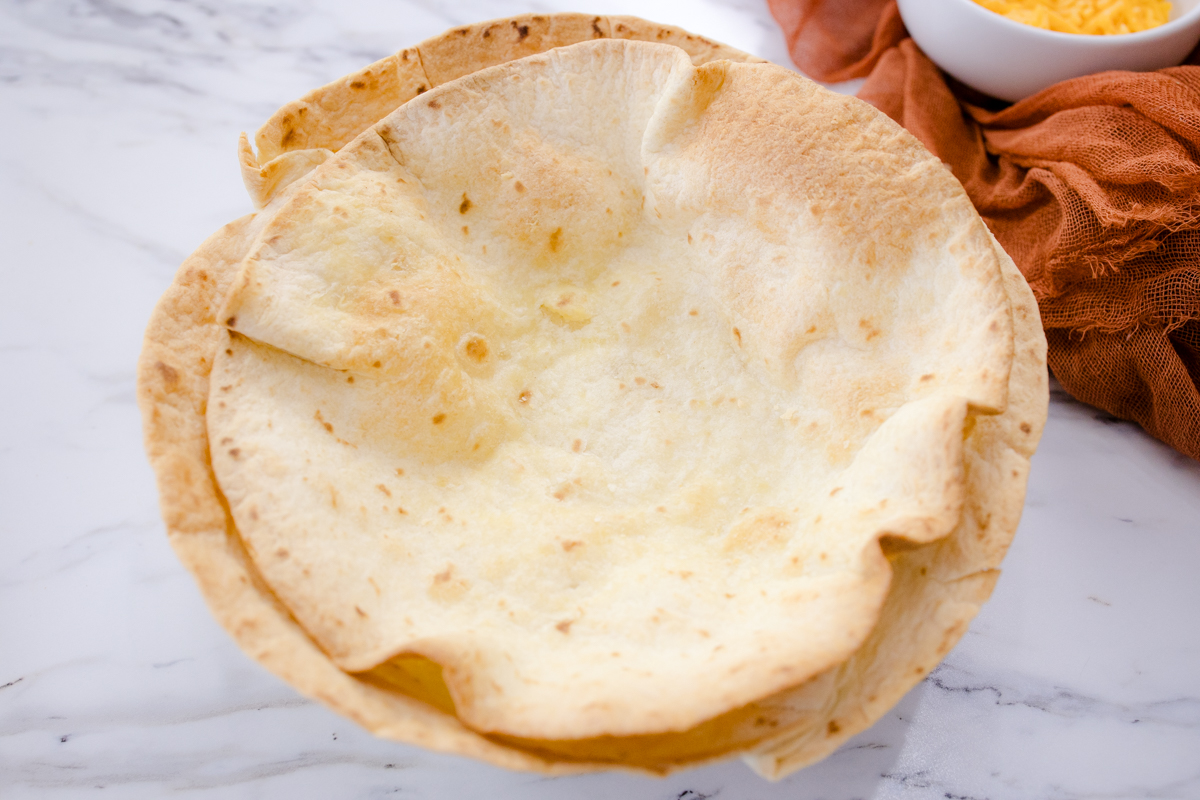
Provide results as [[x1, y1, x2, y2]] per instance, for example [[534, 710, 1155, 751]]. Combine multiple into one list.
[[137, 15, 1047, 778]]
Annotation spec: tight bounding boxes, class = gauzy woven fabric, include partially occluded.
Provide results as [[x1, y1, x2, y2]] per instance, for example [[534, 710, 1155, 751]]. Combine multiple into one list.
[[769, 0, 1200, 461]]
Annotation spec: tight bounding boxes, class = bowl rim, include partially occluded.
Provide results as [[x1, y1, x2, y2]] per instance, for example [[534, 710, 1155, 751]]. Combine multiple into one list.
[[937, 0, 1200, 45]]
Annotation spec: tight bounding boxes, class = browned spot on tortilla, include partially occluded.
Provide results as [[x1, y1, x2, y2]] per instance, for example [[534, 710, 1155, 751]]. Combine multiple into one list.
[[463, 335, 488, 362], [154, 361, 179, 386], [518, 390, 531, 403], [733, 327, 742, 345], [724, 511, 792, 553], [572, 439, 583, 453], [376, 484, 391, 497], [459, 194, 472, 214], [432, 413, 446, 425], [556, 620, 573, 634], [514, 180, 525, 193], [827, 720, 840, 735], [548, 227, 563, 252], [1020, 422, 1032, 434], [561, 540, 582, 551]]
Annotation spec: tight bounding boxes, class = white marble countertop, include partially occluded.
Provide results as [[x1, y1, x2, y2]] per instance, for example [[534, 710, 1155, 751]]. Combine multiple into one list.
[[2, 1, 1199, 797]]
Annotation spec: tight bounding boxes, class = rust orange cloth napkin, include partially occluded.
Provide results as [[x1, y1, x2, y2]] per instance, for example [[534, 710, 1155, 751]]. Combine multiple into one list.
[[770, 0, 1200, 461]]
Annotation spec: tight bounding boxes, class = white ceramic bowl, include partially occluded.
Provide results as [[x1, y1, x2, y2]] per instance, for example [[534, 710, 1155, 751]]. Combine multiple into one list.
[[896, 0, 1200, 102]]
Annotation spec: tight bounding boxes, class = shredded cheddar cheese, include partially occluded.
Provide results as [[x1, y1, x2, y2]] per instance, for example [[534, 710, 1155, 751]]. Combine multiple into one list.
[[973, 0, 1172, 34]]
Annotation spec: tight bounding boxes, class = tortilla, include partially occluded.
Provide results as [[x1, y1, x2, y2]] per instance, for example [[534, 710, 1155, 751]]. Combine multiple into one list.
[[239, 14, 764, 209], [211, 40, 1011, 738], [137, 16, 1046, 778]]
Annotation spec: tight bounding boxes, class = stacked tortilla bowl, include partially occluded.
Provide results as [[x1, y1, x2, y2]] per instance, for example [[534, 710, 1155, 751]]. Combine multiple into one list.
[[137, 14, 1047, 779]]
